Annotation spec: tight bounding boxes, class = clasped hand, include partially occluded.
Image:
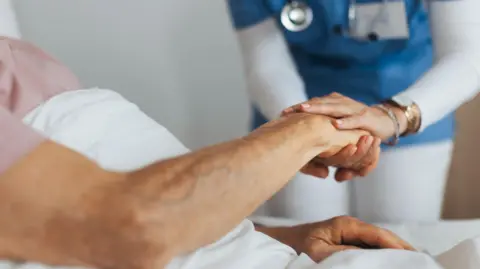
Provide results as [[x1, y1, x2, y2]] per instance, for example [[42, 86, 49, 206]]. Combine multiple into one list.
[[283, 92, 402, 182]]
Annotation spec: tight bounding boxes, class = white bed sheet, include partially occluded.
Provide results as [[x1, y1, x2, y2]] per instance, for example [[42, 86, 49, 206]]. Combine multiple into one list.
[[250, 216, 480, 256]]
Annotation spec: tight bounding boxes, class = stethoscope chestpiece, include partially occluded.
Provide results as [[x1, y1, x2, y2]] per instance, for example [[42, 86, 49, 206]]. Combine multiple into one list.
[[281, 1, 313, 32], [367, 32, 379, 41]]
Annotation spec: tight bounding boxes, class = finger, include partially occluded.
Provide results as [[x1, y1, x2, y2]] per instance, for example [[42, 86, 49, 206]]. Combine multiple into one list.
[[281, 104, 306, 116], [310, 245, 361, 262], [358, 137, 381, 177], [283, 101, 327, 114], [300, 103, 359, 118], [341, 218, 415, 250], [349, 135, 374, 163], [383, 229, 417, 251], [334, 114, 369, 130], [335, 168, 357, 182], [281, 107, 295, 116], [301, 162, 330, 178], [282, 94, 348, 115], [282, 93, 355, 116], [319, 144, 357, 166], [332, 136, 373, 172]]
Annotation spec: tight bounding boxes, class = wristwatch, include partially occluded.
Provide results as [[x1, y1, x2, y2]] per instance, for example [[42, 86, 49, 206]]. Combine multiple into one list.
[[386, 96, 422, 136]]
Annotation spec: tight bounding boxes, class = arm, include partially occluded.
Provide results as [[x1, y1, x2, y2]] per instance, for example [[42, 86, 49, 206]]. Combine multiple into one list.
[[236, 18, 308, 120], [0, 108, 44, 173], [0, 113, 366, 268], [228, 4, 379, 181], [395, 0, 480, 131]]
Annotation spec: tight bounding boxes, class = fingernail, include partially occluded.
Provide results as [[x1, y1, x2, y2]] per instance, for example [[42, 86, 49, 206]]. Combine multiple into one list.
[[301, 103, 310, 108], [336, 119, 343, 125], [365, 136, 373, 144]]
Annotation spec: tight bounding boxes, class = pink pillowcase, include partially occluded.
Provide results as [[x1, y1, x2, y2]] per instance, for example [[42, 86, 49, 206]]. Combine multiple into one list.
[[0, 37, 81, 173]]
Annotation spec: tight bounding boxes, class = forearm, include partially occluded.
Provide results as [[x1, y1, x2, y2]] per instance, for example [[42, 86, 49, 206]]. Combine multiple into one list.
[[0, 114, 364, 264], [126, 113, 365, 255], [0, 141, 119, 266], [396, 0, 480, 131], [237, 18, 308, 120]]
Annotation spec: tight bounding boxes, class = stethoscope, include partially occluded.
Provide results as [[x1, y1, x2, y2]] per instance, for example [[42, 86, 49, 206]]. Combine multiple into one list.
[[280, 0, 390, 41]]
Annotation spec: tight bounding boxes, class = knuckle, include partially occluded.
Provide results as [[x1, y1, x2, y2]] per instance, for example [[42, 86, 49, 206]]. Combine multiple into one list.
[[376, 229, 391, 240], [331, 215, 358, 227], [359, 109, 369, 116], [329, 92, 342, 98]]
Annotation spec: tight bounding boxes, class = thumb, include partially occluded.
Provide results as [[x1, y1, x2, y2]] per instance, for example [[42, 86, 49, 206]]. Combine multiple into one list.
[[329, 245, 362, 252], [301, 163, 330, 178]]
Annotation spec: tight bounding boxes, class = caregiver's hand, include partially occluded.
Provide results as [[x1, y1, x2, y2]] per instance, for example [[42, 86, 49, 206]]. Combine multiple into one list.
[[281, 104, 381, 181], [283, 93, 408, 141], [300, 135, 381, 181], [256, 216, 415, 263]]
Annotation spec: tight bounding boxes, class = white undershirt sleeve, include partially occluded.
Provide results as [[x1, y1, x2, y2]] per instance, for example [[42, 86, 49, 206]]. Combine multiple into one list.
[[236, 18, 308, 120], [395, 0, 480, 131]]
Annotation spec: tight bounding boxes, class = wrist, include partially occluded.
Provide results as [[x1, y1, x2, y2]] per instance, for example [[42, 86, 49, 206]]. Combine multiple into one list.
[[255, 226, 300, 252], [383, 104, 408, 135], [384, 96, 422, 136], [252, 113, 335, 159]]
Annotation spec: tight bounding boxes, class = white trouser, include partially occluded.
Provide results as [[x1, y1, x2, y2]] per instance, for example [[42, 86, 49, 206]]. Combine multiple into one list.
[[254, 140, 454, 223]]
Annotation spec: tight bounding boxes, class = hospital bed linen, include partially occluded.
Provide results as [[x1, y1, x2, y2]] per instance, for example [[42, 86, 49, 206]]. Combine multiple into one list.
[[11, 88, 480, 269], [250, 216, 480, 255]]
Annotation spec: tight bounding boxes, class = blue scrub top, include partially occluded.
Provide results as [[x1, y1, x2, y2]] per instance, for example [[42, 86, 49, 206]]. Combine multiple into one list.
[[227, 0, 455, 147]]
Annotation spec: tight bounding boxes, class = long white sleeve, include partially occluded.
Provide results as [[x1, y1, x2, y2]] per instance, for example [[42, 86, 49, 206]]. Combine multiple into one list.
[[236, 18, 308, 120], [395, 0, 480, 131]]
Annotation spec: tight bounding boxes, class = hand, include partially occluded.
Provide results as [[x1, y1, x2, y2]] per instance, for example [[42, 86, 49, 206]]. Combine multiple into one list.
[[281, 98, 382, 181], [283, 93, 408, 141], [300, 135, 381, 181], [256, 216, 415, 263], [257, 112, 380, 181]]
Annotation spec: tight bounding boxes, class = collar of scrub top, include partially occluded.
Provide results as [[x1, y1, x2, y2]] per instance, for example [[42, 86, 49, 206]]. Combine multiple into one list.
[[281, 0, 390, 42]]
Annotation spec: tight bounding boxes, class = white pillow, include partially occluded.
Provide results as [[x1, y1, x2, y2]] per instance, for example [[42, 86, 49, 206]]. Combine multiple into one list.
[[0, 0, 20, 38]]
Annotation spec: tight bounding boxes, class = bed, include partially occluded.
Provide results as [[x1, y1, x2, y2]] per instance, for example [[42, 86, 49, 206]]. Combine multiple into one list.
[[19, 88, 480, 269], [251, 216, 480, 255]]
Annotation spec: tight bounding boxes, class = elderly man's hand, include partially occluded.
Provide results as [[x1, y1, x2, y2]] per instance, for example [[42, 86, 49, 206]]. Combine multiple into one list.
[[256, 216, 415, 263], [300, 135, 381, 182]]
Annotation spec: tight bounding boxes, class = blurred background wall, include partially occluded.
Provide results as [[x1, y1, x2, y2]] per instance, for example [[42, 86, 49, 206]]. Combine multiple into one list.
[[14, 0, 250, 149], [13, 0, 479, 219], [444, 99, 480, 219]]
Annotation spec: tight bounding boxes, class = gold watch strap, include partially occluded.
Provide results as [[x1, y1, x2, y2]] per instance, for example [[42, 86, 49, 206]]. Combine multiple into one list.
[[385, 100, 422, 137], [402, 103, 421, 136]]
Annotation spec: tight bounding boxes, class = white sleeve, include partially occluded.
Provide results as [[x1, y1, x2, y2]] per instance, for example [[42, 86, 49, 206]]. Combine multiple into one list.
[[236, 18, 308, 120], [394, 0, 480, 131]]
